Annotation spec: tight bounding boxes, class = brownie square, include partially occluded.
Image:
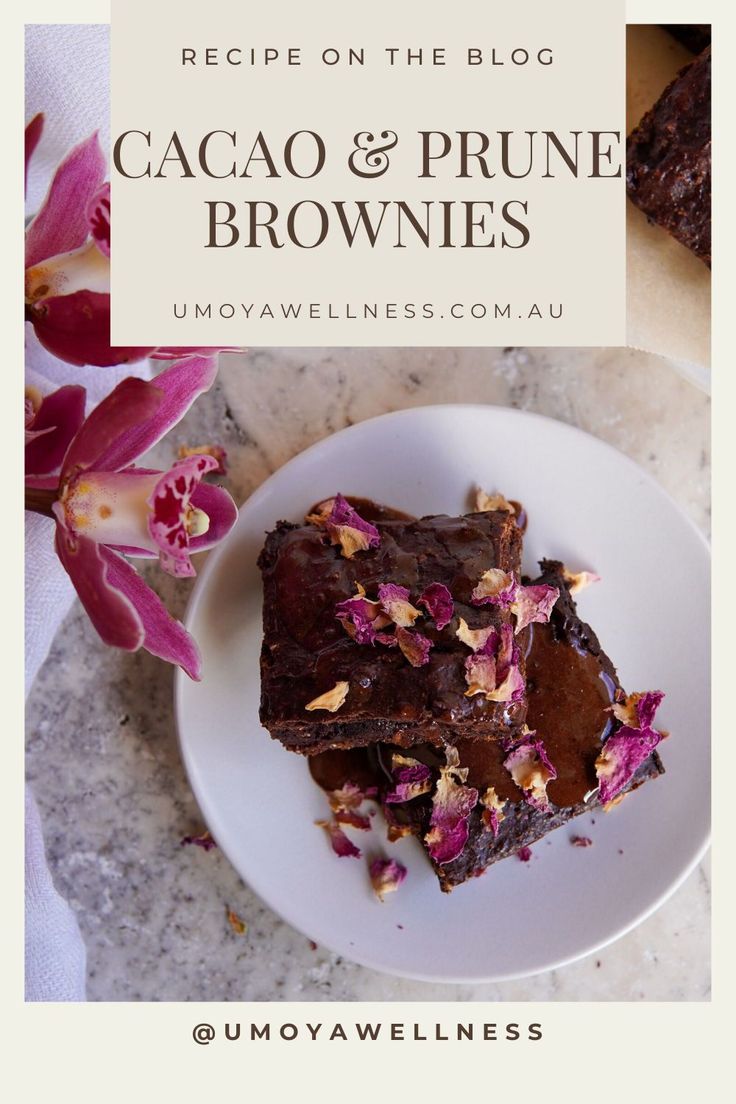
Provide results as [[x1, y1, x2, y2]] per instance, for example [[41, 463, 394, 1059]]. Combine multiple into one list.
[[258, 507, 526, 755], [627, 47, 711, 265], [372, 561, 664, 892]]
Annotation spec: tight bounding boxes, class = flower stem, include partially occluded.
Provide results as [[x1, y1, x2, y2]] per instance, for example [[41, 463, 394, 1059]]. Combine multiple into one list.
[[25, 486, 58, 518]]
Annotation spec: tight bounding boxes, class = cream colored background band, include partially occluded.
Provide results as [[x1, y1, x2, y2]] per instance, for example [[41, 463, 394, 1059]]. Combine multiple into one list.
[[110, 0, 626, 346]]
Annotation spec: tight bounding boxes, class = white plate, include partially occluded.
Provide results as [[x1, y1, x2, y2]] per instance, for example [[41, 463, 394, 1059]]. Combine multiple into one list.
[[176, 405, 710, 984]]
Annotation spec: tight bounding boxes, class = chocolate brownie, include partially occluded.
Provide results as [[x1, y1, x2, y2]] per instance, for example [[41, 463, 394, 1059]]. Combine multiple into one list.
[[627, 46, 711, 265], [258, 503, 527, 755], [661, 25, 711, 55], [365, 561, 664, 892]]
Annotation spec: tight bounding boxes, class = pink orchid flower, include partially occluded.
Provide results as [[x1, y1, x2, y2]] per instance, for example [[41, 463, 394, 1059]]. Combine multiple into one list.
[[24, 114, 234, 368], [25, 357, 237, 679]]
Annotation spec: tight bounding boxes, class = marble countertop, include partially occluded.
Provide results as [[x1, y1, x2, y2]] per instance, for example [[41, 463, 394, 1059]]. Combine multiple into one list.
[[26, 346, 710, 1002]]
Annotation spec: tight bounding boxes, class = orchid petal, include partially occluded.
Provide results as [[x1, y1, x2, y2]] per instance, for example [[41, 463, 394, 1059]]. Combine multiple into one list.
[[27, 290, 157, 368], [25, 132, 107, 268], [188, 481, 238, 552], [87, 183, 111, 257], [151, 346, 240, 360], [25, 385, 86, 476], [86, 356, 220, 472], [147, 455, 219, 577], [61, 377, 163, 480], [25, 113, 44, 192], [100, 545, 202, 679], [54, 527, 144, 651]]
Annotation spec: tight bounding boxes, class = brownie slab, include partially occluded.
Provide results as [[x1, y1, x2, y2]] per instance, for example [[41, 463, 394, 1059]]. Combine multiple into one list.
[[258, 506, 526, 755], [627, 47, 711, 265], [369, 561, 664, 892]]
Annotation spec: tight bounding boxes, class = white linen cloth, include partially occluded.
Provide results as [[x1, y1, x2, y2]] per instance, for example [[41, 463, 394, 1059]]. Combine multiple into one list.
[[25, 24, 150, 1001]]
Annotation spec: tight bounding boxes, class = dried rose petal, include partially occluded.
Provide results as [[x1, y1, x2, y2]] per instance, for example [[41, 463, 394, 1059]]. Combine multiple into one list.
[[571, 835, 593, 848], [315, 819, 362, 859], [375, 631, 398, 647], [517, 846, 533, 863], [470, 568, 518, 607], [307, 493, 380, 559], [596, 689, 665, 803], [611, 690, 665, 731], [595, 726, 663, 805], [563, 566, 601, 594], [335, 590, 390, 644], [395, 625, 433, 667], [305, 681, 349, 712], [369, 858, 407, 901], [334, 808, 372, 831], [424, 746, 479, 865], [383, 804, 416, 842], [475, 488, 515, 513], [328, 780, 378, 812], [504, 736, 557, 812], [464, 623, 524, 702], [377, 583, 421, 628], [384, 754, 433, 804], [456, 618, 498, 653], [418, 582, 454, 629], [226, 907, 248, 935], [180, 830, 217, 851], [480, 787, 506, 837], [510, 584, 559, 633]]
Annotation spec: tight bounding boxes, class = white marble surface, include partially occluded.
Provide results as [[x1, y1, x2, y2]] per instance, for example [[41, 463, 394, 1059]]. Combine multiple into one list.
[[25, 346, 711, 1001]]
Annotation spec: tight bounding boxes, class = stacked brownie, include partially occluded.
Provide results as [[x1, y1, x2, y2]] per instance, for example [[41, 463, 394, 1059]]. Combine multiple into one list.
[[627, 32, 711, 265], [258, 496, 665, 892]]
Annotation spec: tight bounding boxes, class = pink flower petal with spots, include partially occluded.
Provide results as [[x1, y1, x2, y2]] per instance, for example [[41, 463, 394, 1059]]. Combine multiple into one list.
[[87, 182, 111, 257], [395, 625, 433, 667], [25, 384, 86, 477], [25, 131, 107, 268], [418, 582, 454, 629], [148, 454, 220, 577]]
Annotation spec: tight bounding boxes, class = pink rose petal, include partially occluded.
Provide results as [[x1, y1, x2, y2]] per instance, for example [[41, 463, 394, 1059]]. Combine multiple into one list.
[[316, 819, 362, 859], [309, 494, 380, 559], [395, 625, 433, 667], [595, 726, 663, 805], [384, 754, 433, 804], [510, 584, 559, 633], [504, 735, 557, 812], [377, 583, 421, 628], [418, 582, 454, 629], [369, 858, 407, 901], [517, 846, 533, 863], [336, 593, 389, 644], [470, 568, 518, 607], [424, 746, 479, 865]]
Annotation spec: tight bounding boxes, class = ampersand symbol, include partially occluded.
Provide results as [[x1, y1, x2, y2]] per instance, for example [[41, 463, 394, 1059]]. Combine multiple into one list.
[[348, 131, 398, 178]]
